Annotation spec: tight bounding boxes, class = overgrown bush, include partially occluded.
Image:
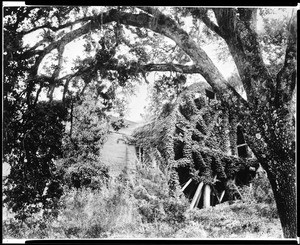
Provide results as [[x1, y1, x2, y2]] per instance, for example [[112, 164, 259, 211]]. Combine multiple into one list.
[[3, 158, 281, 239], [174, 221, 207, 238], [237, 168, 277, 219], [252, 170, 275, 204], [58, 176, 142, 238], [57, 91, 110, 190], [3, 210, 65, 239], [56, 157, 109, 190], [3, 175, 142, 239], [184, 201, 281, 238], [133, 163, 189, 227], [3, 102, 67, 222], [111, 118, 127, 131]]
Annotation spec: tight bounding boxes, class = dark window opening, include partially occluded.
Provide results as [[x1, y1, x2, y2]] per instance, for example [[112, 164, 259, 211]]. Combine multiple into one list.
[[205, 89, 215, 100], [237, 125, 245, 145], [174, 140, 184, 160], [176, 166, 197, 201], [196, 121, 206, 135], [237, 125, 249, 158], [194, 96, 206, 110], [237, 145, 248, 158], [236, 166, 257, 186]]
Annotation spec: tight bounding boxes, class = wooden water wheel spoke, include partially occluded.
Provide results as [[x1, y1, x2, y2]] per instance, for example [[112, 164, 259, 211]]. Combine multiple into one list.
[[194, 184, 203, 208], [181, 178, 192, 192], [220, 190, 225, 203], [203, 184, 211, 208], [190, 181, 204, 210]]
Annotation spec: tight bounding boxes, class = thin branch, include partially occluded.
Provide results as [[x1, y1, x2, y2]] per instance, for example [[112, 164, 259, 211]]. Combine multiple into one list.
[[34, 21, 93, 71], [187, 8, 223, 37], [34, 83, 43, 106], [142, 63, 199, 73], [21, 16, 93, 35], [25, 39, 46, 53], [137, 6, 163, 16], [200, 13, 223, 37], [53, 45, 65, 79], [62, 77, 72, 104]]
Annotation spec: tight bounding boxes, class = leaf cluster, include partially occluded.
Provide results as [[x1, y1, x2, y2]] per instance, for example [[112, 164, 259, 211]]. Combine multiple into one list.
[[3, 101, 67, 221], [58, 91, 110, 190]]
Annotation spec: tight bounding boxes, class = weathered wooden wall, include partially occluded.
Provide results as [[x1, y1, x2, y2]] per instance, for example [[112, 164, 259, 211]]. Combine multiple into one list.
[[101, 120, 142, 178]]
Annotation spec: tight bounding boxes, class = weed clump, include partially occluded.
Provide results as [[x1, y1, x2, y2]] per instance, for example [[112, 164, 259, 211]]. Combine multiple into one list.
[[3, 160, 281, 239]]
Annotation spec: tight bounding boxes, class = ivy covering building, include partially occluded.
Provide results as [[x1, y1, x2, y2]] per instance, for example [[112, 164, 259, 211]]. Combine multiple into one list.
[[131, 82, 259, 209]]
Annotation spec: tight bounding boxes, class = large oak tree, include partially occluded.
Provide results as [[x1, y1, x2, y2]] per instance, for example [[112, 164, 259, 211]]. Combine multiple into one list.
[[3, 6, 296, 237]]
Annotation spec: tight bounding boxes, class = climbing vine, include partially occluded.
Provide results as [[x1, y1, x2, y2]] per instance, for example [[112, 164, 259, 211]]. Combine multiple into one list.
[[132, 82, 259, 200]]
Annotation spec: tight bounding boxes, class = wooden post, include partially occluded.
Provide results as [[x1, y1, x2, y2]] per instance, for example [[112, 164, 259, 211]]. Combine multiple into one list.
[[203, 184, 211, 208], [219, 190, 225, 203], [194, 186, 202, 208], [190, 182, 203, 210], [212, 186, 221, 204], [151, 154, 157, 169], [138, 147, 142, 162], [234, 184, 243, 201], [181, 178, 192, 192]]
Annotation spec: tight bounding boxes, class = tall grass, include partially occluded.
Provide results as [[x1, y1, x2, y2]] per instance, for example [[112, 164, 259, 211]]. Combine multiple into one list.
[[3, 173, 141, 239], [3, 160, 282, 239]]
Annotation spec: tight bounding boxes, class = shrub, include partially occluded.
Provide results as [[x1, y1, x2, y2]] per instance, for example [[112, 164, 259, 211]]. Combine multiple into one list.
[[3, 212, 66, 239], [3, 102, 66, 222], [55, 176, 142, 238], [183, 200, 281, 238], [57, 157, 109, 190], [251, 168, 275, 204], [111, 118, 127, 131], [133, 163, 189, 227], [57, 90, 110, 190], [174, 221, 207, 238]]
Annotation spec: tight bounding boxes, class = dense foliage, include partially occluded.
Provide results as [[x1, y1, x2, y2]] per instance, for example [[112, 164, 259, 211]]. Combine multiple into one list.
[[57, 89, 110, 190], [3, 101, 67, 220], [146, 74, 187, 118], [3, 161, 279, 239], [3, 6, 296, 238]]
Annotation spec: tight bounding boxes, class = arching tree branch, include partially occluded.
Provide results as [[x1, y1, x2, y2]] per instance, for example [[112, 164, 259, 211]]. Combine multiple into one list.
[[187, 7, 223, 37], [21, 16, 94, 35], [24, 7, 247, 109], [200, 12, 223, 37]]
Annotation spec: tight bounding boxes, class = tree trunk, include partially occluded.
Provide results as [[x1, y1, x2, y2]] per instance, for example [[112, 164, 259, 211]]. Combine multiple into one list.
[[244, 109, 296, 238], [190, 182, 203, 210], [263, 157, 296, 238]]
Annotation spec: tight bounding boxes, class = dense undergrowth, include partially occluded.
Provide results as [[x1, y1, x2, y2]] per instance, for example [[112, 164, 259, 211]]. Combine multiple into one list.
[[3, 162, 281, 239]]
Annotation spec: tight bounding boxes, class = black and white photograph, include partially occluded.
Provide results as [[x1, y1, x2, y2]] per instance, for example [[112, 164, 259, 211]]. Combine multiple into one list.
[[2, 3, 297, 241]]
